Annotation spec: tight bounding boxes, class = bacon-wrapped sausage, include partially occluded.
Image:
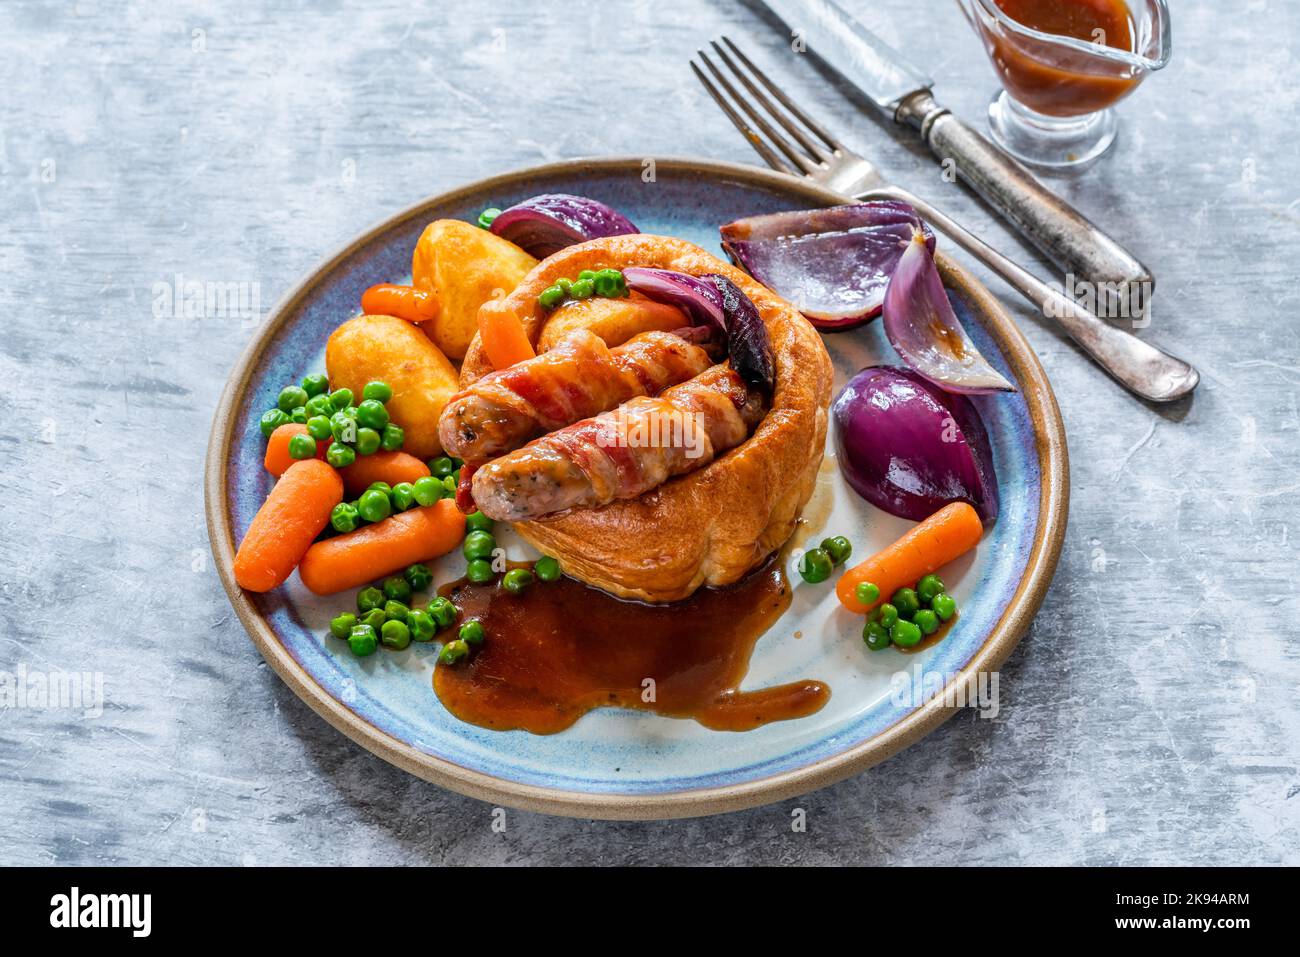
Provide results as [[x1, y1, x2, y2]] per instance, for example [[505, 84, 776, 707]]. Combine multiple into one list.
[[471, 365, 767, 522], [437, 328, 713, 463]]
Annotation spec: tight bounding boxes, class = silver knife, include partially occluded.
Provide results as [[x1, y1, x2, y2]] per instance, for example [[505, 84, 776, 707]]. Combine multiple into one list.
[[759, 0, 1154, 301]]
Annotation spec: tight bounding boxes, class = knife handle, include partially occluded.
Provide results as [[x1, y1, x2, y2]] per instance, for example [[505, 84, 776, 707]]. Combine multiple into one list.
[[897, 91, 1152, 301]]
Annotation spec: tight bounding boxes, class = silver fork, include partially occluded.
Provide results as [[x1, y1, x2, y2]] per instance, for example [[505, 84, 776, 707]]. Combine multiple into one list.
[[692, 37, 1199, 403]]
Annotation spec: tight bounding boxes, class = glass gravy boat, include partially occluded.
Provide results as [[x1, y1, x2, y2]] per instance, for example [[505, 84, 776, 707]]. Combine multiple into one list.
[[958, 0, 1172, 169]]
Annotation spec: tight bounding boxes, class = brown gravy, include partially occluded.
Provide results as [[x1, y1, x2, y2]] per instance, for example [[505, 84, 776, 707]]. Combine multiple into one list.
[[432, 558, 830, 734]]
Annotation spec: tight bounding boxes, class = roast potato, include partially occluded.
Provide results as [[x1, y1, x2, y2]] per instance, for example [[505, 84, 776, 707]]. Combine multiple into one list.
[[326, 314, 458, 459], [412, 219, 537, 360]]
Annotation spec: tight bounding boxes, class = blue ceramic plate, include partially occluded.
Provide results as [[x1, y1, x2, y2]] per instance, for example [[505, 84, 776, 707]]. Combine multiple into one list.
[[206, 158, 1068, 819]]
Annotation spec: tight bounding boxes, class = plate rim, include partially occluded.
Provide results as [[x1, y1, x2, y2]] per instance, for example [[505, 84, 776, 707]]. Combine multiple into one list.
[[204, 155, 1069, 820]]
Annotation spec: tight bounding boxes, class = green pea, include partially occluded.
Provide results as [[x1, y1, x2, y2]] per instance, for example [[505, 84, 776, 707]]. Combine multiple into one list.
[[356, 399, 389, 430], [301, 373, 330, 397], [277, 385, 309, 413], [534, 556, 561, 582], [259, 408, 290, 437], [326, 442, 356, 468], [466, 559, 495, 584], [429, 456, 456, 478], [913, 609, 939, 636], [428, 595, 456, 629], [355, 427, 381, 455], [916, 574, 945, 604], [892, 587, 920, 621], [357, 489, 391, 523], [891, 619, 922, 648], [383, 600, 409, 624], [855, 581, 881, 606], [381, 424, 404, 451], [407, 608, 436, 642], [305, 393, 334, 417], [570, 277, 595, 299], [555, 278, 573, 295], [578, 270, 597, 282], [404, 563, 433, 591], [357, 586, 385, 613], [441, 475, 457, 495], [538, 285, 566, 309], [798, 547, 833, 584], [329, 388, 354, 411], [383, 576, 412, 602], [290, 406, 308, 424], [331, 502, 360, 533], [438, 638, 469, 665], [388, 482, 415, 511], [477, 207, 501, 229], [863, 620, 891, 651], [360, 608, 387, 631], [463, 530, 495, 561], [459, 619, 486, 645], [931, 593, 957, 622], [876, 603, 899, 628], [367, 482, 392, 497], [820, 536, 852, 566], [287, 434, 317, 460], [412, 476, 444, 506], [348, 624, 378, 656], [306, 415, 332, 441], [329, 612, 357, 640], [592, 272, 622, 297], [502, 568, 533, 595], [329, 410, 358, 443], [465, 510, 493, 532], [362, 380, 393, 403], [381, 619, 411, 650]]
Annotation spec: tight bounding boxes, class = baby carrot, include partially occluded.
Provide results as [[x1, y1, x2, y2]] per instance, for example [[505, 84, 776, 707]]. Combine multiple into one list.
[[361, 283, 439, 323], [339, 450, 430, 497], [298, 499, 466, 595], [836, 502, 984, 614], [264, 423, 328, 477], [234, 459, 344, 592], [477, 298, 535, 369]]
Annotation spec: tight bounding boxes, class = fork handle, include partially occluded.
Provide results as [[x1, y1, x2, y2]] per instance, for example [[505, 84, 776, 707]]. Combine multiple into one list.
[[896, 92, 1153, 302], [860, 186, 1198, 403]]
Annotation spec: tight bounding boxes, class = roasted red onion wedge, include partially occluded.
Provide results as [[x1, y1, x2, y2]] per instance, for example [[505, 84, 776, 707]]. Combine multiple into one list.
[[623, 268, 775, 396], [719, 202, 933, 330], [832, 366, 999, 524], [489, 193, 638, 258], [883, 230, 1016, 395]]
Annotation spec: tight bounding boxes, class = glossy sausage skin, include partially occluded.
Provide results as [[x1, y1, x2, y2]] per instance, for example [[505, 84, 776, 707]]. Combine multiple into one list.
[[471, 365, 767, 522], [437, 329, 712, 462]]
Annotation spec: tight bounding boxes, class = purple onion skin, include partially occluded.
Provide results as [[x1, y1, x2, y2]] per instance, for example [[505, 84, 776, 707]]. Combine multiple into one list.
[[623, 267, 727, 335], [883, 231, 1016, 394], [720, 202, 934, 330], [489, 193, 638, 258], [707, 274, 775, 397], [623, 268, 775, 397], [833, 366, 998, 525]]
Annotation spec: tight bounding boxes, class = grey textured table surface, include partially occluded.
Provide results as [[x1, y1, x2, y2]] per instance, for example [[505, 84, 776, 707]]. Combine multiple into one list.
[[3, 0, 1297, 866]]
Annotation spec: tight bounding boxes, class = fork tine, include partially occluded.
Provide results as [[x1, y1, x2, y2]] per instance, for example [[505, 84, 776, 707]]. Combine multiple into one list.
[[690, 61, 796, 177], [690, 60, 795, 176], [695, 49, 819, 175], [710, 39, 831, 164], [719, 36, 843, 151]]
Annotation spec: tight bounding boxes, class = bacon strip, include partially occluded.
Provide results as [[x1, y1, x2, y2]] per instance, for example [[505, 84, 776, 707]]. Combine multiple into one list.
[[438, 329, 712, 463], [471, 365, 768, 522]]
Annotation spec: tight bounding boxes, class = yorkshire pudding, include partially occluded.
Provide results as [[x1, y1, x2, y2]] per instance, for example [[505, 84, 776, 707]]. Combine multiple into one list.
[[460, 234, 832, 602]]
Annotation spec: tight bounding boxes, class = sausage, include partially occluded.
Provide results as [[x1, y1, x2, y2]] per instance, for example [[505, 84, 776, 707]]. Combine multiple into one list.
[[437, 328, 713, 462], [471, 365, 767, 522]]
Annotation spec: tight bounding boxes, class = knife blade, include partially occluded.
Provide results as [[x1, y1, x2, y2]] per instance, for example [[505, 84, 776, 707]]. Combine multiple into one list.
[[756, 0, 1154, 296]]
